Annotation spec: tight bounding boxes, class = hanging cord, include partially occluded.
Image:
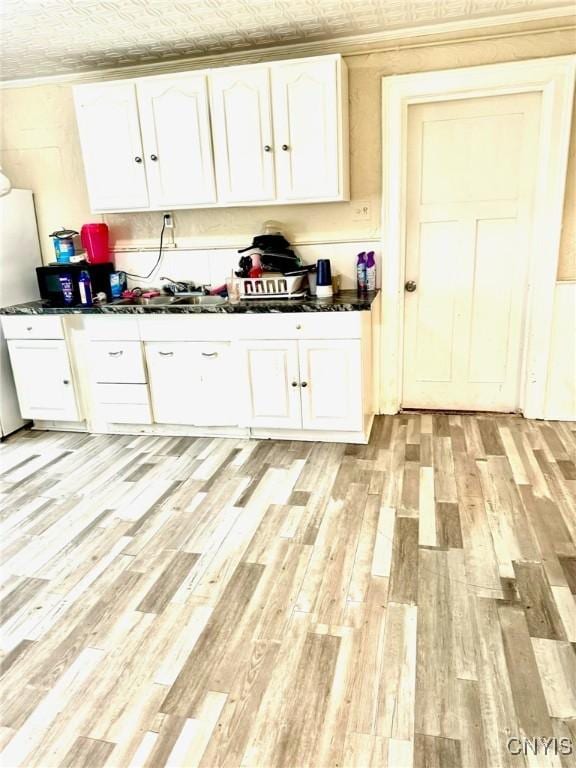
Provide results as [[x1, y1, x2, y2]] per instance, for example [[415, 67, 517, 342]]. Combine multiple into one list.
[[124, 221, 166, 280]]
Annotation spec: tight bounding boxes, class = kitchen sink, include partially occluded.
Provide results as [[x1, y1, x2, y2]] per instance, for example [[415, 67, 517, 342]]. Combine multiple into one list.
[[109, 294, 227, 307], [172, 295, 227, 305], [110, 296, 180, 306]]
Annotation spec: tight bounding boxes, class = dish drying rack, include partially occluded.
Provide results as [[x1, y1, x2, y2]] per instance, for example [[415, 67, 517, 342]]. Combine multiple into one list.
[[238, 273, 306, 299]]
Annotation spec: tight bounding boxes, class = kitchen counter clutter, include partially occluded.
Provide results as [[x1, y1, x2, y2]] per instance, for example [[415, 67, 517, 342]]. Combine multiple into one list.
[[0, 290, 377, 314], [0, 291, 379, 444]]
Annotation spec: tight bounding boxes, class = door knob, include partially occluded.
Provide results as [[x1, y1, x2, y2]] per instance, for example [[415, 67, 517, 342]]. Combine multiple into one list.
[[405, 280, 417, 292]]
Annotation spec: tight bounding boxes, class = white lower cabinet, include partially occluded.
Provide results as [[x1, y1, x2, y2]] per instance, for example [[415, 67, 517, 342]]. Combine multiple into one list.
[[7, 339, 80, 421], [238, 340, 301, 428], [145, 341, 236, 426], [238, 338, 364, 432], [299, 339, 363, 431]]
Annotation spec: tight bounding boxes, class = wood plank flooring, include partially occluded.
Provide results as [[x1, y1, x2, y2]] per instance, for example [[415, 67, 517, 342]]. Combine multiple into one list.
[[0, 414, 575, 768]]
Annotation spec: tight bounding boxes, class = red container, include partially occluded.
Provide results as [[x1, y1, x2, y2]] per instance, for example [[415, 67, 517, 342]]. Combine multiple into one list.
[[81, 223, 110, 264]]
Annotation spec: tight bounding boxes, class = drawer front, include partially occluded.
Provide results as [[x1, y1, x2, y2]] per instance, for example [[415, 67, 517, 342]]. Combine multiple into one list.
[[234, 312, 363, 340], [98, 402, 153, 424], [84, 316, 140, 340], [138, 315, 236, 341], [94, 383, 150, 405], [2, 315, 64, 340], [90, 341, 147, 383]]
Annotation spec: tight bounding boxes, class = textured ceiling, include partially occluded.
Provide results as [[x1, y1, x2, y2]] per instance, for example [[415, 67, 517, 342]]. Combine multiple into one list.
[[0, 0, 573, 81]]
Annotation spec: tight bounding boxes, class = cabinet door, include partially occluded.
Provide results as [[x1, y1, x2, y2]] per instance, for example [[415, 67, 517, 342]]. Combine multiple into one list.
[[298, 340, 363, 432], [137, 75, 216, 207], [271, 58, 341, 201], [209, 66, 275, 203], [74, 83, 149, 211], [238, 340, 301, 428], [7, 340, 80, 421], [194, 342, 237, 426], [144, 342, 199, 424]]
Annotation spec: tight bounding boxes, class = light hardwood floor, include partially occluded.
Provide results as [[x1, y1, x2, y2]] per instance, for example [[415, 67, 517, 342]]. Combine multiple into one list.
[[0, 414, 575, 768]]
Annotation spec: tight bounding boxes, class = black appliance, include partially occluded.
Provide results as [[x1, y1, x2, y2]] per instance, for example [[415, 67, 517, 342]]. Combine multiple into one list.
[[36, 261, 115, 306]]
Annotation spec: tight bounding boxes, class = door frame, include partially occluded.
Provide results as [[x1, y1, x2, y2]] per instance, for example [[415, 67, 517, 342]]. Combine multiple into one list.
[[380, 55, 575, 418]]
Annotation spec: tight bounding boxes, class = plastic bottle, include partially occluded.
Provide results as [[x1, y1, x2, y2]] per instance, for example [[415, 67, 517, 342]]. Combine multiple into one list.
[[78, 270, 93, 306], [356, 252, 367, 293], [365, 251, 376, 291]]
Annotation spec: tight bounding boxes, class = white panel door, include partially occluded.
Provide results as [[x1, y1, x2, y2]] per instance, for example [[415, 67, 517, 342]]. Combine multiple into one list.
[[271, 58, 339, 200], [209, 66, 275, 203], [137, 74, 216, 207], [194, 342, 237, 426], [144, 342, 200, 424], [299, 339, 363, 431], [74, 83, 149, 211], [7, 340, 80, 421], [238, 340, 301, 428], [403, 93, 541, 411]]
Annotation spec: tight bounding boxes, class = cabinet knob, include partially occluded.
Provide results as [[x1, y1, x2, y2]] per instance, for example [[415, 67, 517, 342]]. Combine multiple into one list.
[[63, 379, 70, 385], [296, 324, 302, 330], [301, 381, 308, 388], [134, 156, 143, 163], [282, 144, 289, 151], [291, 381, 298, 387], [264, 145, 271, 152], [404, 280, 417, 293], [26, 326, 32, 331], [150, 154, 158, 161]]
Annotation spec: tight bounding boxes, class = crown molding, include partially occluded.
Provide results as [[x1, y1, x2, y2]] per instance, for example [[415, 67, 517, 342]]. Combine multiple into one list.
[[1, 6, 574, 89]]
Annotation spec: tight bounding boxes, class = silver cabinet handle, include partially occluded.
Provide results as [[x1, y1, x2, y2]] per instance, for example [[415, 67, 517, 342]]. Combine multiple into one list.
[[108, 350, 123, 356], [158, 351, 174, 356], [201, 352, 218, 357]]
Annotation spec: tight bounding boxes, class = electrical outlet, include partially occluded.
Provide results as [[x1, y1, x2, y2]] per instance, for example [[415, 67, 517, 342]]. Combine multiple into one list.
[[163, 212, 174, 228], [352, 201, 371, 222]]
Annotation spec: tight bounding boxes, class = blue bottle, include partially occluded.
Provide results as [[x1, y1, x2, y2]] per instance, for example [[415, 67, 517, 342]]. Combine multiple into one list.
[[78, 270, 93, 306]]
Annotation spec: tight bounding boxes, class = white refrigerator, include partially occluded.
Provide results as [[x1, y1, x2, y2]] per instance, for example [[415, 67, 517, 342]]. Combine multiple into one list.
[[0, 189, 43, 438]]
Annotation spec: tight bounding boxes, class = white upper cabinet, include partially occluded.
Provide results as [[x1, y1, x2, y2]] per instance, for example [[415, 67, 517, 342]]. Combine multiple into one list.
[[137, 74, 216, 207], [74, 83, 149, 211], [209, 65, 275, 204], [74, 54, 349, 211], [271, 57, 343, 201]]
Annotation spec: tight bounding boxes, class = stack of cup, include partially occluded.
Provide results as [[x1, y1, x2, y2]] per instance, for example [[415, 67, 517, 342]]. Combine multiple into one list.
[[316, 259, 333, 298]]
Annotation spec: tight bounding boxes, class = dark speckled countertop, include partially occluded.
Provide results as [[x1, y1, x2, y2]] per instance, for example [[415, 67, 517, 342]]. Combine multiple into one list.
[[0, 290, 378, 315]]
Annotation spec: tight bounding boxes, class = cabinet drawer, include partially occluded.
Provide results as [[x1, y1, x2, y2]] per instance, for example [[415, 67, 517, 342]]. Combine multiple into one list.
[[90, 341, 147, 383], [84, 316, 140, 340], [2, 315, 64, 340], [98, 402, 153, 424], [234, 312, 363, 340], [138, 315, 235, 341], [94, 383, 150, 404], [95, 384, 152, 424]]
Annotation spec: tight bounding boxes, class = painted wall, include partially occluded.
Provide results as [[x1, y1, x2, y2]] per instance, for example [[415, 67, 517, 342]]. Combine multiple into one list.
[[1, 27, 575, 280]]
